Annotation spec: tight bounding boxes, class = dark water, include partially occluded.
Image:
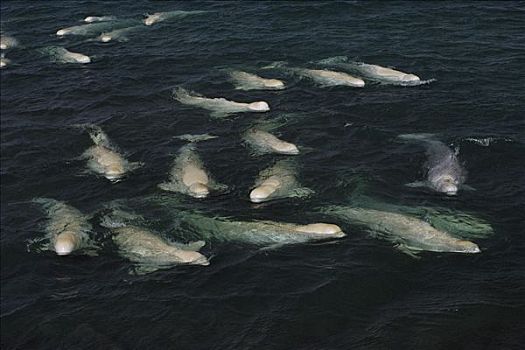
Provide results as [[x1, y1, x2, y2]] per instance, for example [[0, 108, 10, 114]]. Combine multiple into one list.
[[2, 1, 524, 349]]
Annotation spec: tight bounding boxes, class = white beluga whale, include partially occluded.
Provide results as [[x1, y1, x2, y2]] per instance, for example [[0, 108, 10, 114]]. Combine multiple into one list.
[[170, 211, 345, 246], [81, 125, 142, 182], [158, 144, 227, 198], [97, 25, 144, 42], [56, 19, 138, 36], [31, 198, 96, 256], [318, 56, 432, 86], [143, 10, 208, 26], [399, 133, 468, 195], [322, 205, 480, 255], [0, 35, 18, 50], [173, 87, 269, 118], [250, 159, 313, 203], [294, 68, 365, 87], [243, 128, 299, 155], [84, 15, 117, 23], [229, 70, 285, 90], [40, 46, 91, 64], [100, 210, 209, 274]]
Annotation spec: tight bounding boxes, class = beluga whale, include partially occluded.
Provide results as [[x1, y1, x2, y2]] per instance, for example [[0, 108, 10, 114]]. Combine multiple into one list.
[[101, 209, 209, 274], [80, 125, 142, 182], [249, 159, 313, 203], [158, 143, 227, 198], [143, 10, 208, 26], [173, 87, 269, 118], [398, 133, 469, 195], [322, 205, 480, 255], [0, 35, 18, 50], [229, 70, 285, 90], [84, 15, 117, 23], [56, 19, 139, 36], [40, 46, 91, 64], [0, 54, 10, 68], [31, 198, 96, 256], [243, 128, 299, 155], [318, 56, 433, 86]]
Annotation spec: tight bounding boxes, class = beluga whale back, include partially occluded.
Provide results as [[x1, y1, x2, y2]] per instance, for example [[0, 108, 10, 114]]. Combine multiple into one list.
[[173, 87, 269, 118]]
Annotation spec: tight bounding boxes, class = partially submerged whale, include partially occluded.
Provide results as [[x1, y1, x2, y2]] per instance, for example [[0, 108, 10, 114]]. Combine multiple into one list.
[[84, 15, 117, 23], [40, 46, 91, 64], [292, 68, 365, 87], [229, 70, 285, 90], [32, 198, 95, 256], [0, 54, 10, 68], [399, 133, 468, 195], [98, 25, 144, 42], [81, 125, 142, 182], [173, 87, 269, 118], [322, 205, 480, 255], [56, 19, 138, 36], [243, 128, 299, 155], [318, 56, 429, 86], [110, 225, 209, 274], [250, 159, 313, 203], [143, 10, 208, 26], [158, 144, 227, 198], [174, 211, 346, 246], [0, 35, 18, 50]]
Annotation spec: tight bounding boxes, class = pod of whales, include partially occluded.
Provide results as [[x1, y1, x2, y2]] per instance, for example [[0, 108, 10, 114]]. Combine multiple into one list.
[[32, 198, 95, 256], [81, 125, 142, 182], [173, 87, 269, 118], [399, 133, 468, 195]]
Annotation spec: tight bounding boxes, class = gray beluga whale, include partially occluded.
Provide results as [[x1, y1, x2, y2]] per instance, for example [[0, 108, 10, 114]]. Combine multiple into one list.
[[318, 56, 431, 86], [0, 35, 18, 50], [56, 19, 138, 36], [173, 87, 269, 118], [243, 128, 299, 155], [158, 144, 227, 198], [81, 125, 142, 182], [250, 159, 313, 203], [322, 205, 480, 255], [143, 10, 208, 26], [84, 15, 117, 23], [399, 133, 468, 195], [100, 210, 209, 274], [31, 198, 96, 256], [40, 46, 91, 64], [98, 25, 145, 42], [229, 70, 285, 90]]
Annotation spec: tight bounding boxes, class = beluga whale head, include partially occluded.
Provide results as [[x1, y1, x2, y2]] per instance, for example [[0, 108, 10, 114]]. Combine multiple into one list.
[[436, 175, 458, 196], [99, 34, 112, 42], [265, 79, 285, 89], [294, 223, 346, 238], [401, 73, 420, 83], [54, 231, 78, 256], [247, 101, 270, 112], [189, 182, 209, 198]]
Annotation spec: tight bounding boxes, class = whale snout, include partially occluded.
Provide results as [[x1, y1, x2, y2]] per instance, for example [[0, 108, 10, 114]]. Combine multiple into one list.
[[402, 74, 420, 82], [274, 142, 299, 155], [266, 79, 285, 89], [457, 240, 481, 253], [56, 29, 68, 36], [250, 185, 277, 203], [84, 16, 96, 23], [189, 182, 209, 198], [248, 101, 270, 112], [77, 55, 91, 64], [54, 232, 77, 256], [100, 35, 112, 43], [295, 223, 346, 238]]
